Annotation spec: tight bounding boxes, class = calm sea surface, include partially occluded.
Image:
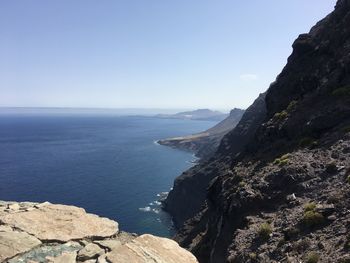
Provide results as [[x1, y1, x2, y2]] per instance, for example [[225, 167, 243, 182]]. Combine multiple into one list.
[[0, 114, 215, 237]]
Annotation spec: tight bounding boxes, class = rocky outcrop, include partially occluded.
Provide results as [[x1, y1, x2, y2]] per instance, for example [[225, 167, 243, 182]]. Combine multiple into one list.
[[0, 201, 198, 263], [158, 108, 245, 159], [167, 1, 350, 262]]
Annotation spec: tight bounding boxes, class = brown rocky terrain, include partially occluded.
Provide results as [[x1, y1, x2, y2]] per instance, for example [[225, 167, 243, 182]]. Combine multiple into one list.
[[164, 0, 350, 262], [0, 201, 198, 263]]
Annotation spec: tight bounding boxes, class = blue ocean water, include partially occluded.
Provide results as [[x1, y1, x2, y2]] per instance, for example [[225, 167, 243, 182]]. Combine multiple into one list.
[[0, 114, 214, 237]]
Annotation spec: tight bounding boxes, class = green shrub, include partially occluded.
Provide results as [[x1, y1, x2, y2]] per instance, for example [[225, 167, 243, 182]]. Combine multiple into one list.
[[258, 223, 272, 240], [305, 252, 320, 263], [347, 175, 350, 184], [287, 100, 298, 112], [303, 211, 324, 227], [304, 202, 316, 212], [273, 153, 290, 166], [332, 85, 350, 97], [274, 110, 288, 120]]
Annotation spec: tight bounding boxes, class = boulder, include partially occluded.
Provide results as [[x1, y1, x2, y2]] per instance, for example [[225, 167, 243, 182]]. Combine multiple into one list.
[[77, 243, 105, 261], [106, 234, 198, 263]]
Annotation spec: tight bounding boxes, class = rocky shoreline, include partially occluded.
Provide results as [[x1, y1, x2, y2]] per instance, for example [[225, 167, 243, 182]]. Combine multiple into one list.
[[0, 201, 198, 263]]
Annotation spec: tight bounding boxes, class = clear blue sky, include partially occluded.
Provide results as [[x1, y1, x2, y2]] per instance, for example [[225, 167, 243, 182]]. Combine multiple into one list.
[[1, 0, 336, 110]]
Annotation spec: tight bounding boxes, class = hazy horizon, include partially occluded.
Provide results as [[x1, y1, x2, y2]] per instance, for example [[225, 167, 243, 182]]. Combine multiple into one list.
[[0, 106, 233, 116], [1, 0, 337, 109]]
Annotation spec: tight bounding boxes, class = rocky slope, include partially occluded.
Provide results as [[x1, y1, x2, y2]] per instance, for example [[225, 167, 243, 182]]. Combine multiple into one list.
[[158, 108, 244, 159], [166, 0, 350, 262], [0, 201, 198, 263]]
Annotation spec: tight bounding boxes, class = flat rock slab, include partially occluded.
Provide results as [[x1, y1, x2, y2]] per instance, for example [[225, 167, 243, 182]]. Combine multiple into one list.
[[106, 234, 198, 263], [0, 229, 42, 262], [0, 203, 118, 242]]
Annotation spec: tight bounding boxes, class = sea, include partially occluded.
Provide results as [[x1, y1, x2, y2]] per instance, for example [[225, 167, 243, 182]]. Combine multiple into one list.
[[0, 111, 215, 237]]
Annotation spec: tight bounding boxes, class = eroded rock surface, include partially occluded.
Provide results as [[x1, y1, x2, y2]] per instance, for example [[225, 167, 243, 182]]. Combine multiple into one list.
[[0, 201, 198, 263]]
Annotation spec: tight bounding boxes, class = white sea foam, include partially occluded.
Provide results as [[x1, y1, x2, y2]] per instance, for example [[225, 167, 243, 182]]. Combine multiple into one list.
[[153, 140, 160, 145], [152, 208, 160, 214], [139, 206, 151, 212], [157, 191, 169, 198], [149, 200, 161, 206]]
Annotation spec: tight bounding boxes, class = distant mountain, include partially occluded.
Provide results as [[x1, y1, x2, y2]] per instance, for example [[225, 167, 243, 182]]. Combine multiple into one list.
[[155, 109, 228, 122], [157, 108, 245, 159]]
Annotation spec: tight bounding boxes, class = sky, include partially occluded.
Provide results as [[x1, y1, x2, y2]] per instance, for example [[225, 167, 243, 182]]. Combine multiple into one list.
[[0, 0, 337, 111]]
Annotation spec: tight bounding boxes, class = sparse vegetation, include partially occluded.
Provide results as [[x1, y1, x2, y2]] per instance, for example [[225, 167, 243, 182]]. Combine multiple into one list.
[[303, 211, 324, 227], [305, 252, 320, 263], [302, 202, 324, 227], [287, 100, 298, 112], [258, 223, 272, 240], [304, 202, 317, 212], [332, 85, 350, 97], [347, 175, 350, 184], [273, 153, 290, 166], [273, 110, 288, 120]]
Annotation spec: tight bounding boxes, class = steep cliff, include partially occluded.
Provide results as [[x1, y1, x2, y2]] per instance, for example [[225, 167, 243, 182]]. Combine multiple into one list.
[[158, 108, 245, 159], [168, 1, 350, 262], [163, 99, 264, 227]]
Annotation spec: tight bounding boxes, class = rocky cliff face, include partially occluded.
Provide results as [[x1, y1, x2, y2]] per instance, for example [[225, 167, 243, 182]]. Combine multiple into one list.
[[163, 101, 264, 228], [167, 1, 350, 262], [158, 108, 244, 159], [0, 201, 198, 263]]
